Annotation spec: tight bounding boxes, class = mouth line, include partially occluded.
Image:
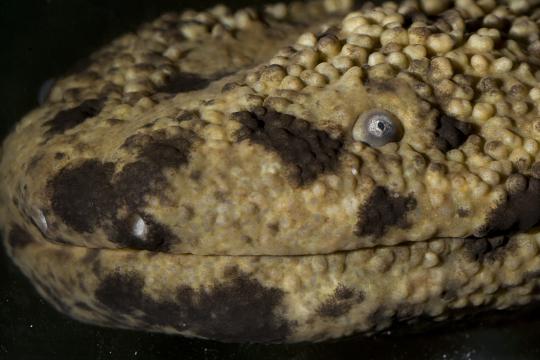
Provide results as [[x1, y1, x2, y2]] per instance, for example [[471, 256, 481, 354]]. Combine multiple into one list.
[[22, 230, 521, 259]]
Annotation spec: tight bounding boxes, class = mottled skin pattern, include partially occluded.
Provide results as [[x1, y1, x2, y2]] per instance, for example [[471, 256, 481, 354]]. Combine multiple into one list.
[[3, 0, 540, 343]]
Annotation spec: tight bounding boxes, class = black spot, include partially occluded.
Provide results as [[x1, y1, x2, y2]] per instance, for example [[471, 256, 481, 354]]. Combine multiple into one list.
[[317, 284, 364, 318], [267, 222, 280, 234], [356, 187, 417, 238], [44, 98, 105, 136], [336, 285, 357, 300], [7, 224, 34, 249], [434, 114, 473, 152], [234, 107, 343, 186], [50, 160, 116, 233], [402, 12, 415, 28], [157, 72, 211, 93], [477, 177, 540, 237], [464, 236, 513, 263], [491, 17, 512, 35], [464, 18, 484, 34], [95, 269, 292, 343], [440, 287, 458, 302], [457, 208, 470, 217], [54, 152, 65, 160], [48, 129, 194, 250]]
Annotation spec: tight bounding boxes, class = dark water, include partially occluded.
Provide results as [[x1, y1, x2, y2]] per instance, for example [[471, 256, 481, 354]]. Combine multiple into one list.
[[2, 1, 540, 359]]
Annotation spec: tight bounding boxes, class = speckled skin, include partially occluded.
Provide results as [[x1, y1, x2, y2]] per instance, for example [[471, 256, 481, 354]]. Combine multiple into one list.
[[3, 0, 540, 343]]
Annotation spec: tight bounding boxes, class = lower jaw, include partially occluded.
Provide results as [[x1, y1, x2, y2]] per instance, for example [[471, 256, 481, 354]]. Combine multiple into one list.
[[5, 224, 540, 343]]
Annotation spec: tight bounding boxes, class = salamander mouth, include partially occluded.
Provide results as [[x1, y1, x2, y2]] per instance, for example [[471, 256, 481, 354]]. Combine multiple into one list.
[[7, 216, 518, 264], [5, 219, 539, 344]]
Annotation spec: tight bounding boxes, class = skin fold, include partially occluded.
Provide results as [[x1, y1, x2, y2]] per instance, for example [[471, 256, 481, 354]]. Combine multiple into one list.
[[2, 0, 540, 342]]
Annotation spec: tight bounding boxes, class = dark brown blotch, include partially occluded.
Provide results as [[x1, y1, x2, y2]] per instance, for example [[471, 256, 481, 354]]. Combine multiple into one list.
[[434, 114, 473, 152], [234, 107, 343, 186], [464, 236, 514, 263], [49, 160, 116, 233], [317, 284, 364, 318], [44, 98, 105, 136], [122, 130, 192, 168], [477, 176, 540, 237], [117, 130, 193, 211], [48, 129, 194, 250], [356, 186, 417, 238], [95, 269, 292, 342], [7, 224, 34, 249], [457, 208, 470, 217], [94, 272, 146, 313]]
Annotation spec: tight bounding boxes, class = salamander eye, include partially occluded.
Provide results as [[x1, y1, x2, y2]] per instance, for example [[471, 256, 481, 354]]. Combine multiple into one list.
[[352, 109, 403, 147]]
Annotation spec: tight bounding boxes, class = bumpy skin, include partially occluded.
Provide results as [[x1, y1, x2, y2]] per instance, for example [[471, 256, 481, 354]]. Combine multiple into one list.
[[3, 0, 540, 343]]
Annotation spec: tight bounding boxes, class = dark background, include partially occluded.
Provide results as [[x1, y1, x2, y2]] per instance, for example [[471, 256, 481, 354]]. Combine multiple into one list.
[[2, 1, 540, 359]]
